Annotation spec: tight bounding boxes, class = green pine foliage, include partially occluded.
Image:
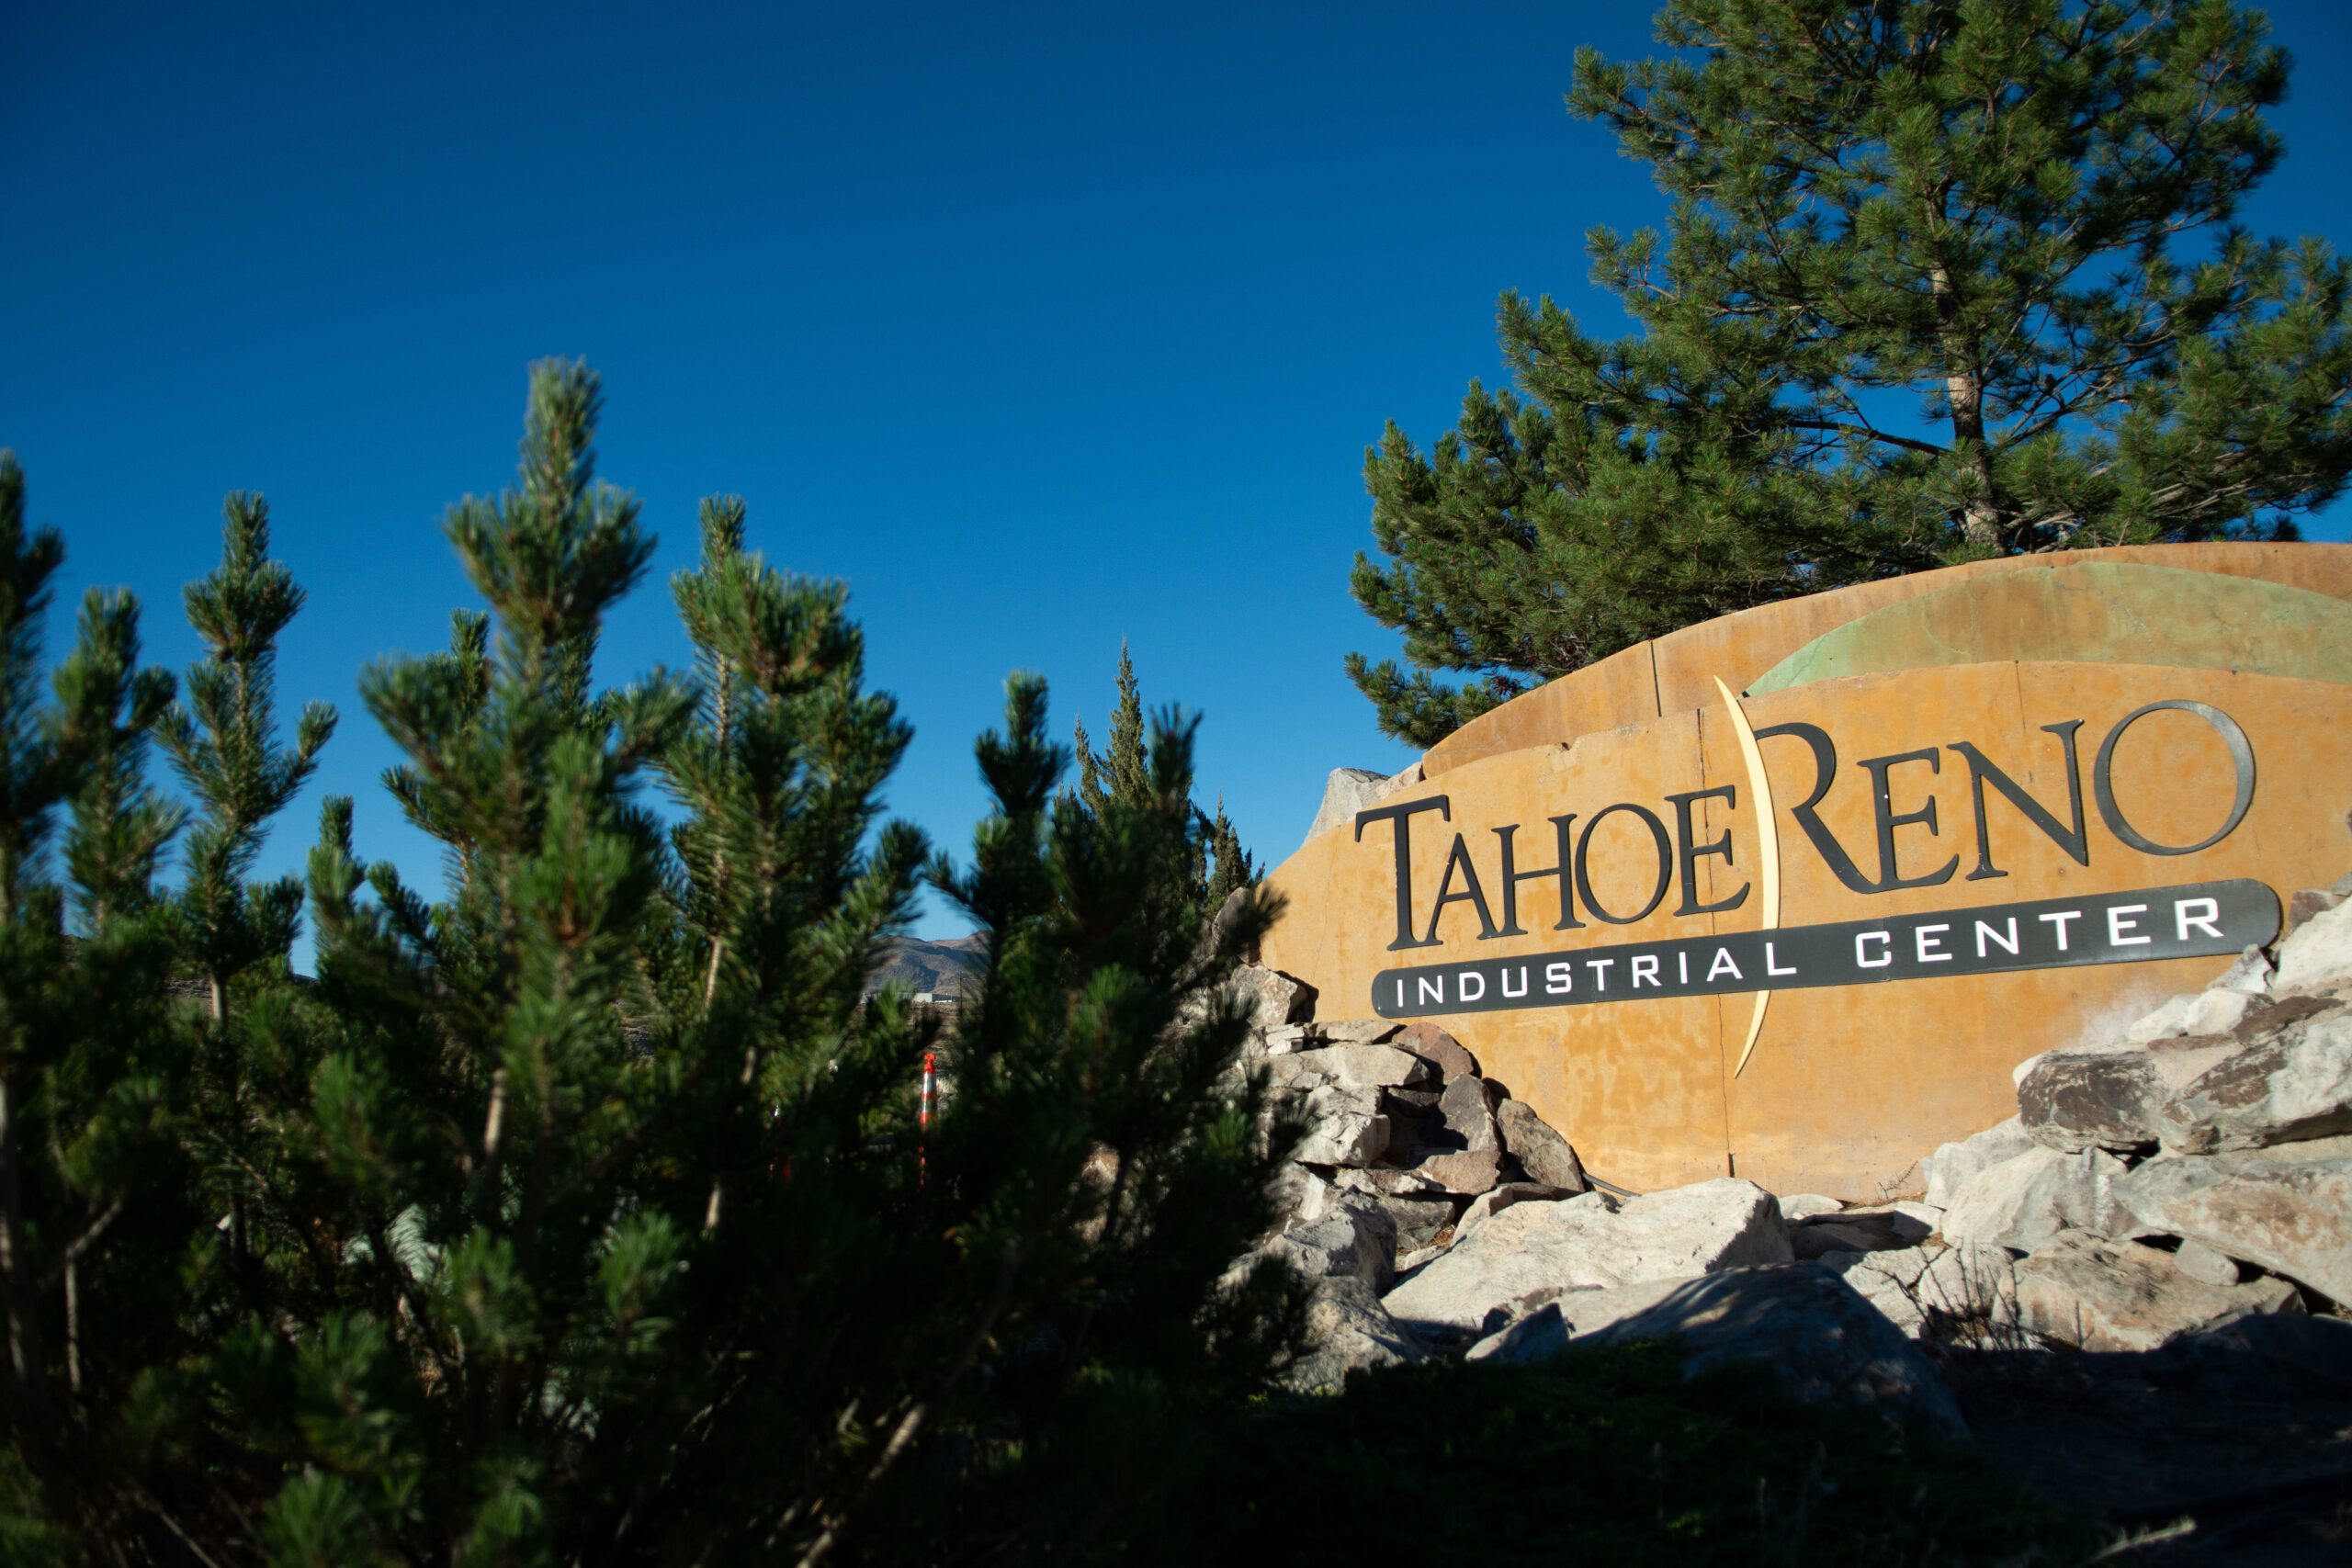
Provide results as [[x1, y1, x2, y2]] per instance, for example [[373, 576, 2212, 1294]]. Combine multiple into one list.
[[0, 361, 1301, 1564], [1350, 0, 2352, 746], [1072, 643, 1260, 910]]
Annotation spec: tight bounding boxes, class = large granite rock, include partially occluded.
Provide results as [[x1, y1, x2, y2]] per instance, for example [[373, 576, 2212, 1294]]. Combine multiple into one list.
[[1920, 1118, 2040, 1210], [2116, 1136, 2352, 1303], [1272, 1043, 1433, 1089], [2009, 1229, 2303, 1352], [2018, 1046, 2211, 1154], [1556, 1266, 1967, 1438], [1282, 1276, 1427, 1393], [1300, 765, 1419, 850], [2273, 896, 2352, 992], [1227, 964, 1317, 1029], [1413, 1148, 1503, 1196], [1939, 1144, 2129, 1251], [1813, 1242, 2022, 1341], [1496, 1100, 1588, 1191], [2154, 999, 2352, 1153], [1382, 1179, 1791, 1335]]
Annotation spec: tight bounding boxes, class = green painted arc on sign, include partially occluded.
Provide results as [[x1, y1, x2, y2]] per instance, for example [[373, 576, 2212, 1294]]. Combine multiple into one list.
[[1747, 562, 2352, 696]]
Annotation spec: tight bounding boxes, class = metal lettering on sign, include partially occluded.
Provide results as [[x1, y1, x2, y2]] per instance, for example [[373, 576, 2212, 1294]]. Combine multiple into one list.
[[1368, 879, 2278, 1020]]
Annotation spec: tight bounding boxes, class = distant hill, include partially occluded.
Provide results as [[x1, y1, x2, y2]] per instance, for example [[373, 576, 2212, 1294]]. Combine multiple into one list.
[[867, 933, 987, 999]]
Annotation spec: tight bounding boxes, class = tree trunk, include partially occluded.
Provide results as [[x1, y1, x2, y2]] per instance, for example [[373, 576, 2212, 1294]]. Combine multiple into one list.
[[1932, 263, 2002, 549], [0, 1077, 44, 1413]]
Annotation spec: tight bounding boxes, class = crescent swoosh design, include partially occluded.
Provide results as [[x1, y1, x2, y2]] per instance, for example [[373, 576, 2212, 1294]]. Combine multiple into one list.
[[1713, 678, 1780, 1076]]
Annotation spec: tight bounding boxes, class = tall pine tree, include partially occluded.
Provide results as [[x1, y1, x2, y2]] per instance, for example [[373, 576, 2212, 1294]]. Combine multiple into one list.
[[1350, 0, 2352, 746]]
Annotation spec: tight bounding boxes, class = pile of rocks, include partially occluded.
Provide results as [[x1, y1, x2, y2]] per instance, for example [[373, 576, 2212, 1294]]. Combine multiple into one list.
[[1217, 976, 1966, 1431], [1223, 872, 2352, 1430], [1897, 875, 2352, 1354]]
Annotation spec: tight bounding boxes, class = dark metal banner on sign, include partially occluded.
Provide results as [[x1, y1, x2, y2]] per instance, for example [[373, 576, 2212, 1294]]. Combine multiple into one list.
[[1369, 879, 2279, 1020]]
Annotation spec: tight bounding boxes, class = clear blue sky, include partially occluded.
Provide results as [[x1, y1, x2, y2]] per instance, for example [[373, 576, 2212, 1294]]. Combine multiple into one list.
[[6, 1, 2348, 947]]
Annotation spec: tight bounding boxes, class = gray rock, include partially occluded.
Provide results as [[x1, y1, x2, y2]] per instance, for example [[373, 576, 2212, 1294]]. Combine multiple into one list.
[[2210, 945, 2276, 996], [1434, 1075, 1500, 1153], [1383, 1179, 1791, 1335], [1564, 1266, 1968, 1438], [2156, 1001, 2352, 1153], [1454, 1181, 1573, 1244], [1227, 964, 1317, 1029], [1294, 1111, 1389, 1168], [1813, 1249, 1934, 1337], [1286, 1079, 1391, 1167], [1265, 1163, 1334, 1227], [1266, 1201, 1397, 1292], [2273, 897, 2352, 993], [1921, 1118, 2040, 1210], [1939, 1145, 2129, 1251], [1780, 1193, 1845, 1221], [1495, 1100, 1589, 1191], [1917, 1243, 2022, 1332], [1272, 1043, 1433, 1089], [1282, 1276, 1426, 1392], [1260, 1022, 1312, 1056], [2116, 1136, 2352, 1302], [1464, 1301, 1569, 1362], [2172, 1236, 2244, 1287], [1390, 1021, 1479, 1081], [1820, 1244, 2021, 1343], [2010, 1229, 2303, 1353], [1413, 1148, 1503, 1195], [1301, 766, 1412, 851]]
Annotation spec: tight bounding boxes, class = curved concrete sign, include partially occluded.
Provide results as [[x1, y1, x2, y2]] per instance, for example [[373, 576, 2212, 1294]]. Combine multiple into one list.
[[1261, 546, 2352, 1200]]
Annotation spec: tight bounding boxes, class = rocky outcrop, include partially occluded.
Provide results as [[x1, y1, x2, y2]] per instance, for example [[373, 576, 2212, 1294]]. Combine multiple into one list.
[[1232, 858, 2352, 1407], [1383, 1179, 1791, 1336], [2114, 1135, 2352, 1304], [1496, 1100, 1588, 1191], [1561, 1266, 1967, 1438], [1938, 1144, 2129, 1251], [1299, 763, 1421, 850], [2009, 1229, 2303, 1352], [1282, 1277, 1426, 1393]]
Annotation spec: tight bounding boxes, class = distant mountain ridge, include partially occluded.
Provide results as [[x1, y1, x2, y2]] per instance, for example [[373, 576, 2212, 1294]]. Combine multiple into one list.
[[867, 933, 987, 999]]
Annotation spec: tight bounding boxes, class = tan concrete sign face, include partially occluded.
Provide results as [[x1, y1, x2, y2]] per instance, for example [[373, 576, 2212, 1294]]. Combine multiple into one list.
[[1261, 658, 2352, 1200]]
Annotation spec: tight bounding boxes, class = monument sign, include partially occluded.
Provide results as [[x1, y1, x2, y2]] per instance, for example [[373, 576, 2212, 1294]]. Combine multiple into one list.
[[1260, 545, 2352, 1198]]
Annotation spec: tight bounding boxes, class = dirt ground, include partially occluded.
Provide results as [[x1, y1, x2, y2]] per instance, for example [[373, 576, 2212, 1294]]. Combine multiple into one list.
[[1935, 1329, 2352, 1565]]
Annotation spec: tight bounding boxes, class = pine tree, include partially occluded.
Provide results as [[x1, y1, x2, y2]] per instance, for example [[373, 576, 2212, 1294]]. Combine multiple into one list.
[[1071, 643, 1260, 906], [1072, 638, 1149, 817], [159, 494, 337, 1021], [1350, 0, 2352, 746], [0, 367, 1300, 1564]]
